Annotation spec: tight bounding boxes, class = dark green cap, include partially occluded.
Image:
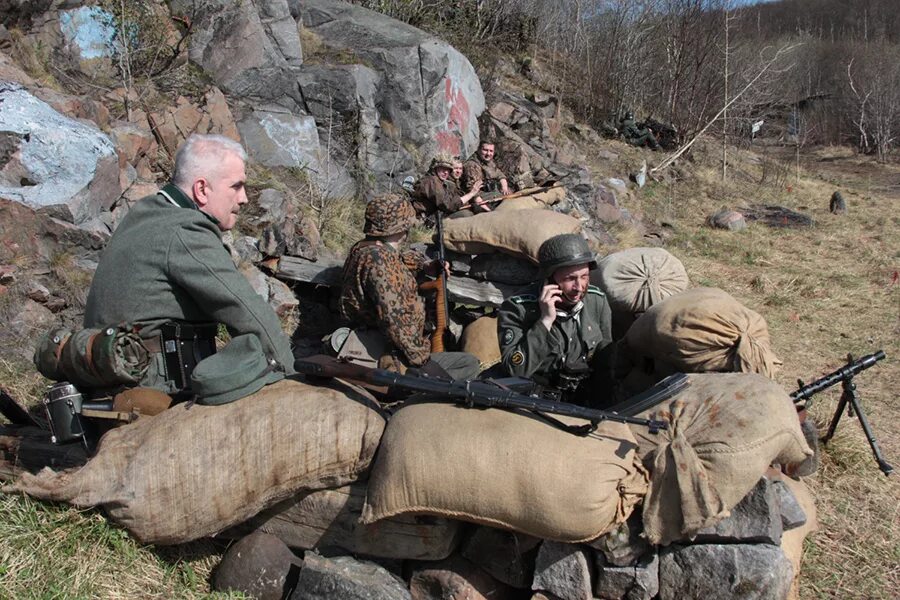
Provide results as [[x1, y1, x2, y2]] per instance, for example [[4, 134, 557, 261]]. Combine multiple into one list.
[[191, 334, 284, 405]]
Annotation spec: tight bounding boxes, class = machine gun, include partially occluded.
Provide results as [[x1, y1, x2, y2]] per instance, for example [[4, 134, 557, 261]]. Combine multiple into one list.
[[791, 350, 892, 476], [295, 355, 688, 434]]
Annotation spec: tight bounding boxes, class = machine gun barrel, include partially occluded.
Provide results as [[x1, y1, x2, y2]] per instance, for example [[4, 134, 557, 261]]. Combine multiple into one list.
[[791, 350, 885, 403]]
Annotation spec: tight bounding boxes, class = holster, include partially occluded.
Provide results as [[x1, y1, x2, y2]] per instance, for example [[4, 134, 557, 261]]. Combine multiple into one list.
[[150, 322, 218, 392]]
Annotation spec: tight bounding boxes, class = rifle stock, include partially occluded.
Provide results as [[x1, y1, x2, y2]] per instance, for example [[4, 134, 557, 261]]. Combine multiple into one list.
[[472, 182, 563, 207]]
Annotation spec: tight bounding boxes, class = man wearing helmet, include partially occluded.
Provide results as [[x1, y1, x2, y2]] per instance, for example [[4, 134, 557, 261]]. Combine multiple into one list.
[[339, 194, 480, 380], [497, 233, 614, 406], [619, 111, 661, 150], [410, 152, 484, 219]]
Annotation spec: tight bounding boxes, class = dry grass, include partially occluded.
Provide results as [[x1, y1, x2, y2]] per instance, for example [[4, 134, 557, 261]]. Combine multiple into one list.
[[635, 141, 900, 599]]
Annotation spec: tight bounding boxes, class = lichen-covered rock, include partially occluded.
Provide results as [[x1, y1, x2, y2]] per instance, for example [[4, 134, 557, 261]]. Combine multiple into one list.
[[291, 553, 410, 600], [0, 82, 120, 224]]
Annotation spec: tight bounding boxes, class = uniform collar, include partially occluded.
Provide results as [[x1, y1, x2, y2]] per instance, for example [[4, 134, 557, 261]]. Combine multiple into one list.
[[158, 183, 221, 227], [555, 300, 584, 320]]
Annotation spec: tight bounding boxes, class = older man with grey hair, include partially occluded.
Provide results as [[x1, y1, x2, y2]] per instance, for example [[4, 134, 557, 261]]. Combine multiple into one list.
[[84, 134, 295, 396]]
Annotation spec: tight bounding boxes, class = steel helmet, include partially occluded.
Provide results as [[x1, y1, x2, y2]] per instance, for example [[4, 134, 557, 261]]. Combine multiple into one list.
[[537, 233, 597, 276]]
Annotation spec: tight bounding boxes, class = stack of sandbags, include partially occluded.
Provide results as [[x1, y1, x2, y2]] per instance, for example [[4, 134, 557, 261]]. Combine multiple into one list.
[[442, 209, 582, 264], [594, 247, 690, 339], [627, 373, 812, 546], [7, 378, 386, 544], [622, 286, 782, 380], [362, 402, 648, 542]]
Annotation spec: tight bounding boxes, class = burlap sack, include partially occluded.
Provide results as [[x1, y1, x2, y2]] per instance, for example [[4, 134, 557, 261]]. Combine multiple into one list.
[[442, 209, 582, 263], [362, 402, 648, 542], [628, 373, 812, 546], [594, 247, 690, 314], [625, 287, 782, 378], [779, 475, 817, 600], [493, 196, 543, 212], [8, 378, 385, 545], [460, 316, 502, 370]]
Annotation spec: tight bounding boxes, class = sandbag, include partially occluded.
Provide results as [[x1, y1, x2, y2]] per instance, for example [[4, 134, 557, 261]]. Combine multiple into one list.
[[224, 481, 462, 560], [362, 402, 648, 542], [594, 247, 689, 314], [442, 209, 582, 263], [779, 475, 817, 600], [628, 373, 812, 546], [493, 196, 543, 212], [625, 287, 782, 378], [469, 253, 540, 285], [460, 316, 502, 370], [8, 378, 386, 545]]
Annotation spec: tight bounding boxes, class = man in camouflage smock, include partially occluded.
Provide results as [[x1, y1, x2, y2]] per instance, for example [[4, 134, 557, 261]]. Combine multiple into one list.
[[461, 140, 510, 196], [339, 194, 480, 380], [410, 153, 483, 219], [497, 233, 614, 407]]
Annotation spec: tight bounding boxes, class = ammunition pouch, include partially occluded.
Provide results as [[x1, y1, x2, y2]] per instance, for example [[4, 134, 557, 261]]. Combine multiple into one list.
[[153, 322, 218, 393]]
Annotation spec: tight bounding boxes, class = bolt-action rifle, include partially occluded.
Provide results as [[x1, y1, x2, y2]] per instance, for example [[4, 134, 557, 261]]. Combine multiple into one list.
[[791, 350, 892, 476], [418, 211, 450, 353], [295, 355, 686, 434]]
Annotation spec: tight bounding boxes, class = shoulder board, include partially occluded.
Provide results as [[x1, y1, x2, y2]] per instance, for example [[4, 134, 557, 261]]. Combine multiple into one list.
[[510, 294, 538, 304], [587, 285, 605, 296]]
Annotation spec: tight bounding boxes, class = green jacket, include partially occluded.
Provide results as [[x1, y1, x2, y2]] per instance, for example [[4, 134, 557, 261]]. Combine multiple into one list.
[[497, 284, 612, 385], [84, 184, 295, 392]]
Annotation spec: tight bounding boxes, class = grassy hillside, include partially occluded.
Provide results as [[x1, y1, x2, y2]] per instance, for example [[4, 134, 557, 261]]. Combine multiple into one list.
[[1, 140, 897, 599]]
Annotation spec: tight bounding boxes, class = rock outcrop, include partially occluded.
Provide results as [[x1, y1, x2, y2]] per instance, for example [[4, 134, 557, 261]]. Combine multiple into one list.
[[0, 81, 120, 225]]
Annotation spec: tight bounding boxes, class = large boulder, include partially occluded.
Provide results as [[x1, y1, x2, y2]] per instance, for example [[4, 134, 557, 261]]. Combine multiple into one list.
[[0, 82, 120, 224], [236, 105, 356, 200], [170, 0, 303, 107], [300, 0, 485, 180]]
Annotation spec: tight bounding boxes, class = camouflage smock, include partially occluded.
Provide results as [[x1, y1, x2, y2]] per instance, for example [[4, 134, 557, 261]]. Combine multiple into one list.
[[339, 240, 431, 366], [410, 174, 464, 216], [461, 156, 507, 193]]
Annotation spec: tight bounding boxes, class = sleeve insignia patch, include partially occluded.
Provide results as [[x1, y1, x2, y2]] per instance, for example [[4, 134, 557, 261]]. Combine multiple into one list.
[[502, 329, 514, 345], [510, 350, 525, 366]]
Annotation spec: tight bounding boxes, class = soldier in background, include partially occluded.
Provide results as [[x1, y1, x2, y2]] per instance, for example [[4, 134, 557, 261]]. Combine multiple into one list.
[[497, 233, 614, 407], [339, 194, 481, 380], [619, 111, 661, 150], [461, 140, 510, 196], [410, 152, 484, 221]]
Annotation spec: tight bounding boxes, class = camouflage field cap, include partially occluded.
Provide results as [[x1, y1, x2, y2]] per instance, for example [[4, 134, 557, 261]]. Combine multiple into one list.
[[431, 152, 455, 170], [364, 193, 416, 237]]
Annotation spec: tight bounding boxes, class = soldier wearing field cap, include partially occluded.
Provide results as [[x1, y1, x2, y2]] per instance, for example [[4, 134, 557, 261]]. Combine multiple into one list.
[[339, 194, 481, 380], [497, 233, 614, 406], [410, 152, 484, 220]]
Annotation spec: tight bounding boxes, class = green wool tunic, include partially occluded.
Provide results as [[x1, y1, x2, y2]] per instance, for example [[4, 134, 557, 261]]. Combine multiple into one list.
[[497, 284, 612, 385], [84, 184, 295, 392]]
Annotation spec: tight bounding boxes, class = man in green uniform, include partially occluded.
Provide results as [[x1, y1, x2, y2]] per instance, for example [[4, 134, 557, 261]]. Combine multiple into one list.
[[339, 194, 480, 380], [461, 140, 510, 196], [410, 152, 484, 221], [84, 134, 295, 394], [497, 233, 614, 407], [619, 111, 661, 150]]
